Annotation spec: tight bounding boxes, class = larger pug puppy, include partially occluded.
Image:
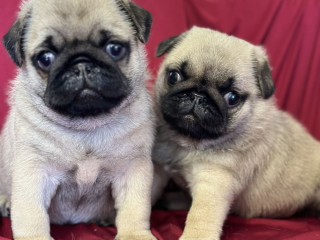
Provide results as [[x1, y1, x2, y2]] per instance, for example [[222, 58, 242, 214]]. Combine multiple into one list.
[[0, 0, 156, 240], [153, 26, 320, 240]]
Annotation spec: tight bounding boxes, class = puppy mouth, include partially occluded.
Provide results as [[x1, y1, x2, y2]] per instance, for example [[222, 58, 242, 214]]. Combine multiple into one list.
[[161, 89, 227, 140], [47, 87, 127, 117]]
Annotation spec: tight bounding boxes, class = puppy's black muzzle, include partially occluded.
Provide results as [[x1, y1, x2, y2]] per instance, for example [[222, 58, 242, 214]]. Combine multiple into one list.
[[161, 89, 227, 139], [44, 55, 130, 117]]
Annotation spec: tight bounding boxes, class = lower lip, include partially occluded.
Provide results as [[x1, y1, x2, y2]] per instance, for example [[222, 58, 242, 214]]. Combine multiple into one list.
[[79, 89, 100, 98], [183, 114, 195, 121]]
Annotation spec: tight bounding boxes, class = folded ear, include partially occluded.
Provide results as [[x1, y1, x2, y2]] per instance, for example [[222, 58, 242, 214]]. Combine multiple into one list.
[[253, 47, 275, 99], [117, 0, 152, 43], [3, 12, 30, 67], [156, 33, 186, 57]]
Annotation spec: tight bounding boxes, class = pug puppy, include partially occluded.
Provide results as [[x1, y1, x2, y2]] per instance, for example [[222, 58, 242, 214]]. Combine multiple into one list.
[[152, 26, 320, 240], [0, 0, 157, 240]]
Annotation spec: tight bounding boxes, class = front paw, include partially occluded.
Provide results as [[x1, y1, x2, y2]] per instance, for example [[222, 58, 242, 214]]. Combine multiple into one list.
[[0, 194, 10, 217], [115, 231, 157, 240], [180, 236, 218, 240], [179, 231, 219, 240], [15, 237, 54, 240]]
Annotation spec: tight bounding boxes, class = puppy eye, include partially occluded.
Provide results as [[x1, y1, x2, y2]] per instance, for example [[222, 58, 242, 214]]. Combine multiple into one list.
[[37, 51, 56, 71], [105, 42, 127, 60], [224, 92, 241, 107], [168, 70, 183, 85]]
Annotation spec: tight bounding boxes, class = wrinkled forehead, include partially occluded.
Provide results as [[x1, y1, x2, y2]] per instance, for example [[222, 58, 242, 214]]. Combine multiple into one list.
[[26, 0, 132, 50], [177, 30, 253, 72], [163, 29, 257, 90]]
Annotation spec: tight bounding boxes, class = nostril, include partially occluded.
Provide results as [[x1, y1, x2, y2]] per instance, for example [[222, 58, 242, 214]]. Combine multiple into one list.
[[74, 68, 81, 76], [85, 65, 92, 73], [190, 93, 196, 101]]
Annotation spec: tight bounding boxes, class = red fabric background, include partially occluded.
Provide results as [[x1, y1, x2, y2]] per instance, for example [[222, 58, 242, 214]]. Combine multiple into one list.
[[0, 0, 320, 239], [135, 0, 320, 141], [1, 213, 320, 240]]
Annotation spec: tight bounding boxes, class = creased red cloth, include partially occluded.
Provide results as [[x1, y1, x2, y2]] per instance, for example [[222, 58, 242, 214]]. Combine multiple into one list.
[[1, 212, 320, 240]]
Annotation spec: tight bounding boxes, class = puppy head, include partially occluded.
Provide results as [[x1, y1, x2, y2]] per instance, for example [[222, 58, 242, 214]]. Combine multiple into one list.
[[3, 0, 152, 118], [155, 27, 275, 144]]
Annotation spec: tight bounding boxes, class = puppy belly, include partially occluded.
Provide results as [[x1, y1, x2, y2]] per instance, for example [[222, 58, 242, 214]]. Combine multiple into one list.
[[232, 189, 304, 218], [48, 181, 115, 225]]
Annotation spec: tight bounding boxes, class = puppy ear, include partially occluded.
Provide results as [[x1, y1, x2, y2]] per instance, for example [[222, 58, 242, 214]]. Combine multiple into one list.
[[156, 33, 185, 57], [3, 13, 30, 67], [253, 47, 275, 99], [117, 0, 152, 43]]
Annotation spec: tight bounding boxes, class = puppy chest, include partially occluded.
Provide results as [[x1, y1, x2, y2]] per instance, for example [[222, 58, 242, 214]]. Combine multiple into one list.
[[75, 160, 102, 186], [52, 160, 114, 209], [50, 173, 114, 224]]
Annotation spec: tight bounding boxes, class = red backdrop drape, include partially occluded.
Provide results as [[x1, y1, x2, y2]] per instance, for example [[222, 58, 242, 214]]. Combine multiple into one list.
[[0, 0, 320, 239]]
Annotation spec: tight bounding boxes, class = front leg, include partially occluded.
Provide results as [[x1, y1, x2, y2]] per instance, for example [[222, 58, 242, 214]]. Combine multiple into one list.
[[113, 157, 156, 240], [11, 155, 59, 240], [180, 165, 238, 240]]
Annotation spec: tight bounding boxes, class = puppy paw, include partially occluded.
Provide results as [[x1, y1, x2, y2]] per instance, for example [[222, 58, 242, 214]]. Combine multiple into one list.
[[115, 231, 157, 240], [15, 237, 54, 240], [179, 232, 219, 240], [0, 194, 10, 217], [180, 236, 218, 240]]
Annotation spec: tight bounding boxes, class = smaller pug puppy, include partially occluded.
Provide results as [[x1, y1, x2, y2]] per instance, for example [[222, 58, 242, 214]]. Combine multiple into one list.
[[152, 26, 320, 240], [0, 0, 156, 240]]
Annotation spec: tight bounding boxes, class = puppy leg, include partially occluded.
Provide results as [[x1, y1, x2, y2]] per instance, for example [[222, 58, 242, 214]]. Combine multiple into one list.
[[0, 194, 10, 217], [11, 156, 59, 240], [180, 166, 237, 240], [151, 162, 170, 206], [113, 157, 157, 240]]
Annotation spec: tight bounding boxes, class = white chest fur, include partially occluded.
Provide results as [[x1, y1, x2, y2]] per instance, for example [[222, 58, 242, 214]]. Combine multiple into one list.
[[75, 158, 102, 186]]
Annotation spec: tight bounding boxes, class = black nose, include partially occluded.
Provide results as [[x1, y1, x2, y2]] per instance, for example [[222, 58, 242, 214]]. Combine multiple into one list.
[[72, 63, 93, 76], [191, 92, 207, 105], [69, 56, 93, 76]]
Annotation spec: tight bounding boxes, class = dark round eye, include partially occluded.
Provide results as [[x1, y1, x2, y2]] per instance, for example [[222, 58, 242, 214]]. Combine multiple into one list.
[[224, 92, 241, 107], [37, 51, 56, 71], [105, 43, 127, 60], [168, 70, 183, 85]]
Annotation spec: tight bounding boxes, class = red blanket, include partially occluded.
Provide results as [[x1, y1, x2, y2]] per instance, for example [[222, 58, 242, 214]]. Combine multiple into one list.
[[1, 0, 320, 239], [1, 212, 320, 240]]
